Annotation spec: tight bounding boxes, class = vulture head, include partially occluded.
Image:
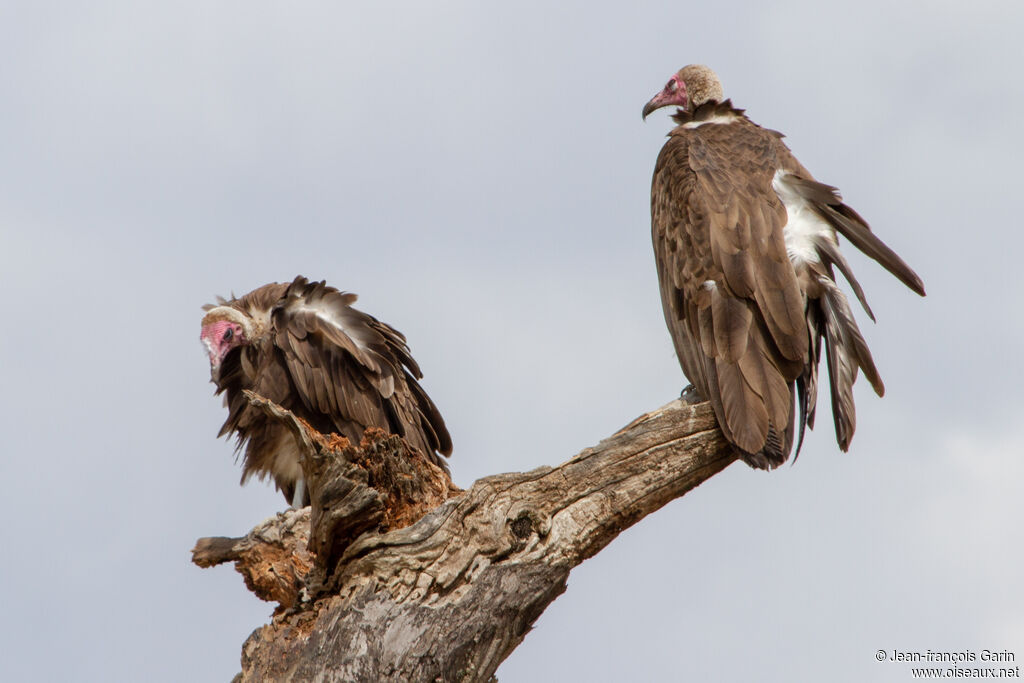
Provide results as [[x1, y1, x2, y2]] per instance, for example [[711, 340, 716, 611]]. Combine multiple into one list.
[[642, 64, 723, 119], [200, 307, 254, 373]]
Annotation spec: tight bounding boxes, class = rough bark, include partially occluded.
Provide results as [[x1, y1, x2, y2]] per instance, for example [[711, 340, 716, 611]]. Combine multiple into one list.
[[193, 397, 738, 681], [192, 507, 313, 610]]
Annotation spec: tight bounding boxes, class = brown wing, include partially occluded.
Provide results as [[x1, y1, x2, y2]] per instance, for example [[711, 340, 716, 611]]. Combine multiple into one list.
[[269, 276, 453, 469], [651, 115, 805, 466]]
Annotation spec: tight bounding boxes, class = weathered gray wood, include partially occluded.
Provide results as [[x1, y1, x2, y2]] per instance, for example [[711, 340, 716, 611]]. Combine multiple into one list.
[[194, 397, 738, 681]]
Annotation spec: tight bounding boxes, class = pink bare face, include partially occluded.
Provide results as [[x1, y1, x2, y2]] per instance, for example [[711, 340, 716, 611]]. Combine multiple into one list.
[[642, 74, 688, 119], [200, 320, 246, 370]]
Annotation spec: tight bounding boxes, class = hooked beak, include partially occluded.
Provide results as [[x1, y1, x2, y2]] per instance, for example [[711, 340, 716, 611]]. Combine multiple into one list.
[[638, 92, 671, 120], [641, 98, 661, 120], [201, 335, 224, 379]]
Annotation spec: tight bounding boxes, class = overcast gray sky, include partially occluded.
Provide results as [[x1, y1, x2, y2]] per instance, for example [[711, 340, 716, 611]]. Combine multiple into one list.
[[2, 2, 1022, 681]]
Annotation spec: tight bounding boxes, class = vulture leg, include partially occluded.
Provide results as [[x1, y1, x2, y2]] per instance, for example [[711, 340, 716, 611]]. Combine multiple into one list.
[[291, 478, 307, 509]]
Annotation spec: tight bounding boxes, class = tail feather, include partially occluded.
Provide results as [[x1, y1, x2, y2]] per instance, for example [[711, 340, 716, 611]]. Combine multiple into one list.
[[818, 276, 885, 451], [812, 235, 875, 321], [794, 309, 822, 460]]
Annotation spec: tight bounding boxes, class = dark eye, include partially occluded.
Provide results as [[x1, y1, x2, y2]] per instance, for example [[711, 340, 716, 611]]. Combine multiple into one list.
[[668, 79, 678, 92], [223, 328, 234, 342]]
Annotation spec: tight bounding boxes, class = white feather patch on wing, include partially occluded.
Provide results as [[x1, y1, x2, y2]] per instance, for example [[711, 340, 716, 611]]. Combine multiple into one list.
[[291, 299, 370, 352], [772, 170, 834, 265]]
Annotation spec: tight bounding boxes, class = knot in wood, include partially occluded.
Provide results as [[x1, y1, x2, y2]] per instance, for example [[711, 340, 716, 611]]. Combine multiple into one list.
[[510, 514, 533, 539]]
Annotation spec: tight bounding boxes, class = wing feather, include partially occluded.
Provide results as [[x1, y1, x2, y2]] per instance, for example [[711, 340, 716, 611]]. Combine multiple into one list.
[[710, 284, 751, 363], [715, 357, 769, 453]]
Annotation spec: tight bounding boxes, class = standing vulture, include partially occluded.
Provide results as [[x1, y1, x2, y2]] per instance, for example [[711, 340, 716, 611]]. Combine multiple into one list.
[[643, 64, 925, 468], [200, 276, 453, 506]]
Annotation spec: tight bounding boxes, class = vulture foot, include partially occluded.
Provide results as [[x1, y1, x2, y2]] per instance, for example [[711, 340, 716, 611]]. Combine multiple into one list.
[[680, 384, 703, 404]]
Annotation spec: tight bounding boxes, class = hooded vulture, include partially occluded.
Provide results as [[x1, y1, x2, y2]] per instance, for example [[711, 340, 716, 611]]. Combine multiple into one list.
[[643, 64, 925, 468], [200, 276, 452, 506]]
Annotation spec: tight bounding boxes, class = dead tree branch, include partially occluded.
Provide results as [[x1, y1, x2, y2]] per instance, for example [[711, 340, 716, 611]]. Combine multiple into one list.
[[193, 397, 738, 681]]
